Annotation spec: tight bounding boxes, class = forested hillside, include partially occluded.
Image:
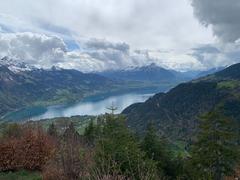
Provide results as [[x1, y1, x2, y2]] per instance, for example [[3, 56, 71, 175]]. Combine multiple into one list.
[[123, 63, 240, 141]]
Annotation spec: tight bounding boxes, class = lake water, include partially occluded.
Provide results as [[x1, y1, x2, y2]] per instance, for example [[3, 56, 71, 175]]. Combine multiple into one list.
[[31, 93, 153, 120], [4, 91, 155, 121]]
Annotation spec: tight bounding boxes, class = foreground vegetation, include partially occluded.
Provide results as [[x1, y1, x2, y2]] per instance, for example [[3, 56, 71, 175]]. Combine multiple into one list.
[[0, 109, 239, 179], [0, 170, 41, 180]]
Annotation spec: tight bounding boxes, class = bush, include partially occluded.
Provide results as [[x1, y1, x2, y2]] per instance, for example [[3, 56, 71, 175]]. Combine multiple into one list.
[[0, 125, 56, 171]]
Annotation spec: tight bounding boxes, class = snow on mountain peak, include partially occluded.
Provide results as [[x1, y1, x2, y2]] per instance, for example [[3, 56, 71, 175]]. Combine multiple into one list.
[[0, 56, 36, 73]]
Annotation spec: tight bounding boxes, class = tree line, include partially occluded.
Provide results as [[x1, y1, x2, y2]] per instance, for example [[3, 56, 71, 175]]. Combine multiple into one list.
[[0, 110, 239, 179]]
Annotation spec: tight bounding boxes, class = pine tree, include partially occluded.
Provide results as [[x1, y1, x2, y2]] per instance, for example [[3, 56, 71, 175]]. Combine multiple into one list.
[[84, 120, 96, 143], [190, 110, 239, 180], [141, 122, 173, 177], [94, 115, 158, 179]]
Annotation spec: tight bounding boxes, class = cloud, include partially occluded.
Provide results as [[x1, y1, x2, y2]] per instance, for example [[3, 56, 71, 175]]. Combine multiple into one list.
[[0, 32, 207, 72], [0, 32, 67, 67], [0, 0, 225, 71], [60, 51, 105, 72], [0, 0, 214, 50], [191, 43, 240, 68], [0, 32, 136, 72], [145, 50, 205, 71], [191, 0, 240, 42], [85, 38, 129, 53], [1, 32, 239, 73], [83, 39, 131, 69]]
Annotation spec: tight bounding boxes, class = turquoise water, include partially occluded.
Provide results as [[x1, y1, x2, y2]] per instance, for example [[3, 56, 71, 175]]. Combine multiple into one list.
[[3, 90, 156, 121], [31, 92, 153, 120]]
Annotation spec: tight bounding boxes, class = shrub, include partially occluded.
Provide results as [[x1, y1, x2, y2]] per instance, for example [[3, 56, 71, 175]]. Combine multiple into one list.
[[0, 125, 56, 171]]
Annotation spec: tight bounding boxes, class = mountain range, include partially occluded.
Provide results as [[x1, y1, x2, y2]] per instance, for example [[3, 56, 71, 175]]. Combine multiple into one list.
[[99, 63, 223, 82], [123, 63, 240, 142], [0, 56, 224, 120], [99, 63, 180, 82]]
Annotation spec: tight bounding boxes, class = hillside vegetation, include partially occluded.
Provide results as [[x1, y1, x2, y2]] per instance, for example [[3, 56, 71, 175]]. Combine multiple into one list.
[[123, 63, 240, 142], [0, 112, 239, 179]]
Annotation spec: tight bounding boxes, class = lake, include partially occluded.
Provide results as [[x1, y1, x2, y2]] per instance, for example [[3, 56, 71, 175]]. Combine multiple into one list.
[[3, 91, 155, 121]]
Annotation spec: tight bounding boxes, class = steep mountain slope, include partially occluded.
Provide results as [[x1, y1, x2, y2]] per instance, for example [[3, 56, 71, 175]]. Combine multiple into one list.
[[0, 61, 114, 116], [122, 63, 240, 141]]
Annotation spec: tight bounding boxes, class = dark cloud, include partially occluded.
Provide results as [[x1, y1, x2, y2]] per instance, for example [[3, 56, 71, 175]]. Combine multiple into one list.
[[191, 45, 218, 65], [191, 0, 240, 42], [85, 39, 129, 53], [191, 43, 240, 68], [192, 45, 220, 54]]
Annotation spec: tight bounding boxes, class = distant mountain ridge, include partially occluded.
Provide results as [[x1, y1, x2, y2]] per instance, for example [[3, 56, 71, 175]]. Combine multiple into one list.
[[99, 63, 223, 82], [122, 63, 240, 142], [98, 63, 176, 82]]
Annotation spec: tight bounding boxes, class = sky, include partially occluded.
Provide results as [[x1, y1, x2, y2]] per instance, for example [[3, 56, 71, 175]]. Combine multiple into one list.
[[0, 0, 239, 72]]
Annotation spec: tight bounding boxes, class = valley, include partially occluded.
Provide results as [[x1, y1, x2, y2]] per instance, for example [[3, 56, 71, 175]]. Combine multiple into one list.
[[3, 90, 154, 121], [1, 2, 240, 179], [1, 60, 240, 180], [0, 58, 187, 121]]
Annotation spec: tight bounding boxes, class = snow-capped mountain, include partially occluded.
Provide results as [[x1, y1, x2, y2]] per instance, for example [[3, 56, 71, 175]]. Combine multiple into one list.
[[0, 56, 36, 73]]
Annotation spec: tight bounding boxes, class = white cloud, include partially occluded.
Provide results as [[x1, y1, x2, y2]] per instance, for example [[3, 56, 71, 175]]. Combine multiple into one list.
[[141, 50, 205, 71], [0, 32, 206, 72], [0, 32, 133, 72], [0, 0, 214, 50], [3, 0, 240, 72], [3, 0, 234, 72], [61, 51, 105, 72], [0, 32, 66, 67]]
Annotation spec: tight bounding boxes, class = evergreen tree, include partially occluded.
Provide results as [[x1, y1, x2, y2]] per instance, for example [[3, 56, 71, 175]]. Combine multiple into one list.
[[190, 110, 239, 180], [94, 114, 158, 179], [84, 120, 96, 144], [141, 122, 174, 178]]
